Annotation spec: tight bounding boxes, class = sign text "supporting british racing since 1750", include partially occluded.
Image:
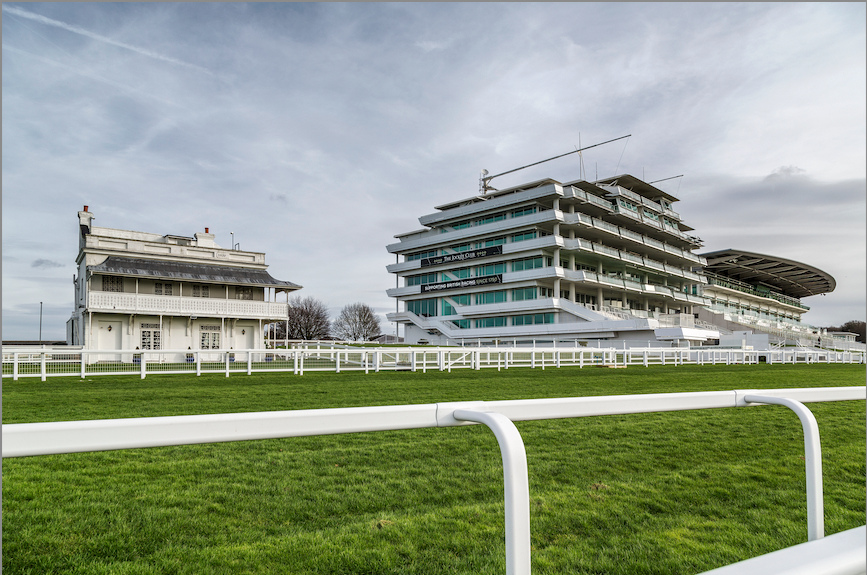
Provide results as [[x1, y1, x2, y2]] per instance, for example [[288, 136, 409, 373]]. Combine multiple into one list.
[[419, 245, 503, 268], [420, 274, 503, 293]]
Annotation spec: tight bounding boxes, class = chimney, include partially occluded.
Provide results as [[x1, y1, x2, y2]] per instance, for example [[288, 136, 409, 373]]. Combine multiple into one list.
[[194, 227, 217, 248], [78, 206, 94, 237]]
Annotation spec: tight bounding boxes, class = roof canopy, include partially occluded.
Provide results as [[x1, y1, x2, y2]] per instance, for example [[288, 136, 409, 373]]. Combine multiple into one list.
[[89, 257, 301, 290], [701, 249, 835, 298], [595, 174, 680, 203]]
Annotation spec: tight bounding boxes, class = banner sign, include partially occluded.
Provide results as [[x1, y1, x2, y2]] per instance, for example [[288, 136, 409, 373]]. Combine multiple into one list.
[[421, 275, 502, 293], [420, 245, 503, 268]]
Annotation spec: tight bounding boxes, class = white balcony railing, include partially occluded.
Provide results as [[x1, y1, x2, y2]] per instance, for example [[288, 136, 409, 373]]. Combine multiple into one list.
[[88, 292, 289, 319]]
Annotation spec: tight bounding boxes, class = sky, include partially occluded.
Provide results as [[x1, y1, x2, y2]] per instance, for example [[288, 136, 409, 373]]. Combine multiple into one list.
[[3, 2, 865, 341]]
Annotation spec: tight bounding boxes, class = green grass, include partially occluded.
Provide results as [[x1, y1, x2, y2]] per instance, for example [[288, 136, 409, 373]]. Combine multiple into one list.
[[3, 364, 865, 574]]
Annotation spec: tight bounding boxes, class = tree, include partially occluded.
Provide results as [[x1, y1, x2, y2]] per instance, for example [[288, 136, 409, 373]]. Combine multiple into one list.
[[271, 296, 330, 341], [332, 303, 381, 342]]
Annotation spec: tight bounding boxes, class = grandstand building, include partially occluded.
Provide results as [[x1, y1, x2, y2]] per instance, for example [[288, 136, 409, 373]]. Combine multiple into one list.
[[386, 174, 719, 345], [696, 249, 835, 347], [67, 206, 300, 358]]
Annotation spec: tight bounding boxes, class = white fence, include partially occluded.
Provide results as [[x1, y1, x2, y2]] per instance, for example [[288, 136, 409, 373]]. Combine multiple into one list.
[[4, 386, 865, 575], [4, 345, 865, 381]]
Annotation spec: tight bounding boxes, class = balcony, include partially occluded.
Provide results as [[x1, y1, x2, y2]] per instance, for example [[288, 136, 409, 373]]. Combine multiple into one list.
[[88, 292, 289, 320]]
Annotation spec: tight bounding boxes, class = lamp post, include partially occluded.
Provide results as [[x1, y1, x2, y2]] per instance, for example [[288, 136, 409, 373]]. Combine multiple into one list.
[[39, 301, 43, 344]]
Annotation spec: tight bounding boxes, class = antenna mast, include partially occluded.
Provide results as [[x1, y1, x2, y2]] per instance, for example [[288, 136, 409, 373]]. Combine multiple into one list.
[[479, 134, 630, 194]]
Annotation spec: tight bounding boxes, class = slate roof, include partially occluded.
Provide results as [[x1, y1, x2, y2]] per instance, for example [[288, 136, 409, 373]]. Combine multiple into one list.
[[88, 257, 301, 290]]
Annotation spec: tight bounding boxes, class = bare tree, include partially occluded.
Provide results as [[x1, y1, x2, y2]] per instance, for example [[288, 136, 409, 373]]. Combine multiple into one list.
[[271, 296, 331, 341], [332, 303, 381, 342]]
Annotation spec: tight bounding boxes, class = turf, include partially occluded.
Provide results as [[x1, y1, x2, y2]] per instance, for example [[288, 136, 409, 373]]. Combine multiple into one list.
[[3, 364, 865, 574]]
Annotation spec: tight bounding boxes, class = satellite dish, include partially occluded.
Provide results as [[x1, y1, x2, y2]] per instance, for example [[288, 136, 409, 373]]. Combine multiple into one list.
[[481, 169, 489, 176]]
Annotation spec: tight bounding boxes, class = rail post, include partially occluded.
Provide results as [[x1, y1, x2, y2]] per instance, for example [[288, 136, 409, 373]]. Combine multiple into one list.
[[13, 352, 19, 381], [743, 395, 825, 541], [453, 409, 531, 575], [141, 352, 147, 380], [195, 352, 201, 377], [247, 350, 252, 376], [41, 351, 46, 382], [81, 351, 86, 378]]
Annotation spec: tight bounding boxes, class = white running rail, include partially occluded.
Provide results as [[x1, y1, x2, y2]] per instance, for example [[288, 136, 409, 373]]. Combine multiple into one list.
[[4, 386, 865, 575], [3, 345, 864, 381]]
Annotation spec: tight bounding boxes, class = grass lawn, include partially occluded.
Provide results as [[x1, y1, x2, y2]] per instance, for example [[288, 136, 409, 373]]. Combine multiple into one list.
[[3, 364, 865, 574]]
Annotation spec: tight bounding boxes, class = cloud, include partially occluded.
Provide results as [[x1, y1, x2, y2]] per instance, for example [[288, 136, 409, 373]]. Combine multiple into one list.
[[2, 4, 217, 77], [1, 3, 864, 337], [31, 259, 64, 269], [2, 44, 187, 109]]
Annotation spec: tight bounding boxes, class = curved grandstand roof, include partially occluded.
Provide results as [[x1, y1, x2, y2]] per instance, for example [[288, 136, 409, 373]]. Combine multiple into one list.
[[701, 249, 835, 299]]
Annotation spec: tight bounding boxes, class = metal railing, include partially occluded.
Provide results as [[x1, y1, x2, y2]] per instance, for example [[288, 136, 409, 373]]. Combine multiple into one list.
[[4, 386, 864, 575], [4, 345, 864, 381]]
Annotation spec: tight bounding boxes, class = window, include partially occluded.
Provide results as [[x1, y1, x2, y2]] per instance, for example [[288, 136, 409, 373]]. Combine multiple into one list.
[[200, 332, 220, 349], [511, 257, 544, 272], [155, 282, 173, 296], [200, 326, 221, 349], [475, 262, 506, 277], [452, 294, 472, 306], [407, 298, 437, 317], [512, 313, 554, 326], [192, 285, 210, 298], [512, 287, 537, 301], [406, 272, 438, 286], [442, 268, 471, 280], [618, 198, 639, 212], [511, 231, 537, 243], [451, 319, 471, 329], [474, 213, 506, 226], [642, 209, 660, 221], [141, 329, 161, 350], [407, 249, 438, 261], [102, 276, 124, 292], [485, 237, 506, 247], [511, 206, 537, 218], [475, 317, 506, 328], [452, 243, 473, 253], [236, 287, 253, 300], [475, 290, 507, 305]]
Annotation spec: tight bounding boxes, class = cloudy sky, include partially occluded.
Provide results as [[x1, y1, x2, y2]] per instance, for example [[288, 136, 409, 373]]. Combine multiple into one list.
[[3, 2, 865, 340]]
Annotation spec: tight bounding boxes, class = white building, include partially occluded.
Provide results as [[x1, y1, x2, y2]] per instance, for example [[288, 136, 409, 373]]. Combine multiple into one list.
[[696, 249, 835, 347], [386, 175, 718, 346], [67, 207, 300, 358]]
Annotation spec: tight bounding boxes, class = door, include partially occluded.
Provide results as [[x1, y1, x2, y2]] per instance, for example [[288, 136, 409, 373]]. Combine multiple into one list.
[[97, 320, 122, 362]]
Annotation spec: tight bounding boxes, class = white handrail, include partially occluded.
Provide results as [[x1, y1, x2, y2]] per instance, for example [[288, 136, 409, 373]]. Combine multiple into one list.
[[744, 395, 824, 541], [3, 387, 864, 575], [454, 409, 531, 575], [697, 526, 866, 575]]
